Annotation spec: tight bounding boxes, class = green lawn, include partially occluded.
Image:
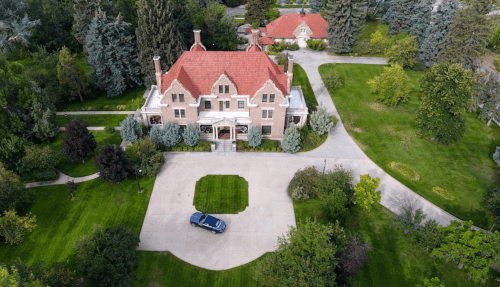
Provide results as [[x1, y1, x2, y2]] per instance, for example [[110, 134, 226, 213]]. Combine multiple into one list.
[[193, 175, 249, 214], [294, 199, 498, 286], [293, 64, 319, 108], [318, 64, 499, 229], [48, 131, 123, 177], [352, 20, 390, 57], [0, 177, 155, 266], [56, 114, 128, 127], [134, 251, 266, 287]]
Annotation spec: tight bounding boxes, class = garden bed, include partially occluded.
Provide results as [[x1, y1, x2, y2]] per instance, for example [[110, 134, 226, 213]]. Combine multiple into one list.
[[162, 140, 211, 152]]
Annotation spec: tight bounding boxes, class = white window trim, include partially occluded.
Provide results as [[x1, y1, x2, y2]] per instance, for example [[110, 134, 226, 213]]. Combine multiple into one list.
[[174, 108, 186, 118], [237, 100, 245, 110], [262, 108, 274, 120], [262, 125, 273, 136]]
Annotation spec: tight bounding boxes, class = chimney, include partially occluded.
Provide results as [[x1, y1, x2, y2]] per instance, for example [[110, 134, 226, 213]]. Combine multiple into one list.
[[194, 29, 201, 45], [251, 29, 259, 46], [287, 55, 294, 93], [153, 56, 161, 89]]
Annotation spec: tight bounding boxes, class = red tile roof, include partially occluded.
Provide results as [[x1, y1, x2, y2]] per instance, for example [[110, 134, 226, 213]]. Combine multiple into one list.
[[161, 50, 289, 99], [266, 13, 327, 38], [259, 36, 275, 45], [191, 43, 205, 51], [248, 44, 261, 52]]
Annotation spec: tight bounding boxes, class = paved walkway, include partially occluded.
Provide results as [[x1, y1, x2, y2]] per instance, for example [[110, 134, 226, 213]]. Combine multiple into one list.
[[26, 172, 99, 188], [56, 111, 135, 115], [59, 127, 122, 131]]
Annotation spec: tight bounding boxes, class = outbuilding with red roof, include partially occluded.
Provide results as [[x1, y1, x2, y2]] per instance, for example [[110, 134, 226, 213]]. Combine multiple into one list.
[[264, 13, 327, 48]]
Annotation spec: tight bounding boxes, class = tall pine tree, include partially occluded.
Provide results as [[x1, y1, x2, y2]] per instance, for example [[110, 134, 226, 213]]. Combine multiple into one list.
[[136, 0, 186, 87], [57, 46, 89, 102], [437, 0, 492, 70], [86, 10, 140, 97], [326, 0, 367, 53], [73, 0, 114, 53], [408, 0, 432, 47], [245, 0, 274, 26], [310, 0, 324, 13], [417, 1, 458, 67], [382, 0, 417, 35]]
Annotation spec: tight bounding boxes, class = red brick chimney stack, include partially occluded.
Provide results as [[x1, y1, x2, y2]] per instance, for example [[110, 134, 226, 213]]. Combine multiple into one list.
[[153, 56, 161, 89], [251, 29, 259, 46], [287, 55, 294, 93], [194, 29, 201, 45]]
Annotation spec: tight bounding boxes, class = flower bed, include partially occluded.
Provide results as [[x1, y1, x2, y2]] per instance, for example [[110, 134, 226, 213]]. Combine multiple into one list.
[[389, 162, 420, 181]]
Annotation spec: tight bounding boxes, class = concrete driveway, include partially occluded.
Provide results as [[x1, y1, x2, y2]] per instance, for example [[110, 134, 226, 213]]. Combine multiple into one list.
[[138, 154, 298, 270]]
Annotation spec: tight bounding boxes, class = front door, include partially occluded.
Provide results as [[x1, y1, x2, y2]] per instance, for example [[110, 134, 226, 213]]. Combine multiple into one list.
[[219, 101, 223, 111]]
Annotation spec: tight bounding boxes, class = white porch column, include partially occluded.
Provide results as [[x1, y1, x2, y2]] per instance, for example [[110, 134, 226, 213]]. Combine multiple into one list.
[[213, 126, 215, 140], [230, 126, 233, 140]]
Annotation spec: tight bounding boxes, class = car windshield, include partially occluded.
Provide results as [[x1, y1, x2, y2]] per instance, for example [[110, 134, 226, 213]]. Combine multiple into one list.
[[204, 215, 219, 227], [200, 215, 207, 222]]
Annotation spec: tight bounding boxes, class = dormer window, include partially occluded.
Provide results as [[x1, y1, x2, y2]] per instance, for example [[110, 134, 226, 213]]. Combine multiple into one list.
[[301, 28, 306, 33], [179, 94, 184, 102], [219, 85, 223, 93], [270, 94, 275, 103], [205, 100, 211, 109], [225, 85, 229, 93], [262, 94, 268, 103], [172, 94, 177, 102]]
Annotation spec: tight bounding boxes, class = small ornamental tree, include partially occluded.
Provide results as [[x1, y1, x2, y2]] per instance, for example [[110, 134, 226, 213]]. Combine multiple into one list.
[[66, 180, 78, 200], [75, 225, 139, 287], [62, 118, 97, 162], [0, 209, 36, 245], [0, 163, 33, 215], [149, 124, 164, 146], [353, 174, 381, 211], [282, 125, 301, 153], [430, 220, 500, 283], [94, 145, 133, 184], [30, 101, 58, 144], [248, 125, 262, 148], [385, 36, 419, 68], [120, 115, 143, 142], [310, 106, 335, 136], [367, 64, 412, 106], [337, 235, 369, 283], [161, 121, 182, 147], [254, 218, 339, 287], [182, 123, 202, 146], [57, 46, 89, 102]]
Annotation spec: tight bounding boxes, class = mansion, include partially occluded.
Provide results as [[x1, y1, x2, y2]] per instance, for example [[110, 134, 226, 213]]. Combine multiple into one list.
[[140, 30, 308, 141]]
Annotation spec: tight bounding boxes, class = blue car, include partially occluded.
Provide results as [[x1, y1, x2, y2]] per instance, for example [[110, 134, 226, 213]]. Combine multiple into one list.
[[190, 212, 226, 234]]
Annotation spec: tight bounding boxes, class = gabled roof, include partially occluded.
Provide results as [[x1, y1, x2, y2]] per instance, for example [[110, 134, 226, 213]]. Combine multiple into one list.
[[191, 43, 205, 51], [259, 36, 275, 45], [161, 50, 289, 98], [266, 13, 327, 38], [248, 44, 261, 52]]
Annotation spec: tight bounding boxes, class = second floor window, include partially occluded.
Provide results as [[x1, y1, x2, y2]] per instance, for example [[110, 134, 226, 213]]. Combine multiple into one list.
[[172, 94, 177, 102], [262, 109, 273, 119], [270, 94, 275, 103], [238, 100, 245, 109], [219, 85, 223, 93], [225, 85, 229, 93], [179, 94, 184, 102], [174, 109, 185, 118], [262, 94, 268, 102], [205, 100, 211, 109]]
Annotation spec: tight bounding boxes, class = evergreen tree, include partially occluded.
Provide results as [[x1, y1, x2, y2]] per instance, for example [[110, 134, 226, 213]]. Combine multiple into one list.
[[161, 121, 182, 147], [86, 10, 140, 97], [94, 145, 133, 184], [182, 123, 201, 146], [326, 0, 367, 53], [282, 125, 301, 153], [437, 0, 492, 70], [73, 0, 114, 53], [245, 0, 274, 26], [136, 0, 186, 87], [310, 0, 324, 13], [473, 73, 500, 126], [62, 118, 97, 162], [149, 124, 164, 145], [493, 146, 500, 166], [248, 125, 262, 148], [418, 1, 458, 67], [171, 0, 195, 48], [309, 106, 335, 135], [0, 0, 40, 51], [416, 63, 475, 144], [382, 0, 417, 35], [30, 101, 58, 144], [120, 115, 143, 142], [57, 46, 89, 102], [408, 0, 432, 47]]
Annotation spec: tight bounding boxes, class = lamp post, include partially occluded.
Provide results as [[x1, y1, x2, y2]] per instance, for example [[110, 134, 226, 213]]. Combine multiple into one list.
[[135, 165, 142, 193]]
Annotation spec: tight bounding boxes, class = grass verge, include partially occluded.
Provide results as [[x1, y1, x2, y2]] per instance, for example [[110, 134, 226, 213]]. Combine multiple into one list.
[[319, 63, 499, 228], [0, 177, 155, 265], [48, 131, 123, 177], [193, 175, 249, 214], [56, 114, 128, 127], [293, 64, 318, 108]]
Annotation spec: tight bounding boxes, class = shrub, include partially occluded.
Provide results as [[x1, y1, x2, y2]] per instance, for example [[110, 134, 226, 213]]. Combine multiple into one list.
[[248, 125, 262, 148], [20, 146, 60, 181], [237, 140, 246, 150], [252, 22, 259, 29], [423, 277, 444, 287], [385, 35, 419, 68], [282, 125, 301, 153], [272, 147, 276, 152], [277, 147, 282, 152], [161, 121, 182, 147], [261, 139, 279, 150], [369, 30, 386, 54], [75, 225, 139, 287], [493, 146, 500, 166], [126, 137, 164, 177], [307, 39, 326, 51], [411, 62, 426, 71], [353, 174, 381, 211], [432, 186, 455, 200], [367, 64, 412, 106], [120, 115, 143, 142], [196, 140, 211, 152], [415, 219, 444, 251], [177, 147, 182, 152], [182, 123, 202, 146], [149, 124, 164, 146], [288, 166, 321, 200], [275, 52, 290, 71], [496, 56, 500, 72], [323, 69, 342, 90], [323, 188, 350, 222], [389, 162, 420, 180], [0, 164, 33, 215], [116, 105, 126, 111], [309, 106, 335, 135], [267, 8, 280, 21], [104, 125, 115, 134], [66, 180, 78, 199], [337, 235, 369, 283], [94, 145, 133, 184], [319, 165, 355, 199], [0, 209, 36, 245]]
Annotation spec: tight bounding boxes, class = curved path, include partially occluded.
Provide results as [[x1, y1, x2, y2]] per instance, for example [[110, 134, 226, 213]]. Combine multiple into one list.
[[137, 50, 461, 270]]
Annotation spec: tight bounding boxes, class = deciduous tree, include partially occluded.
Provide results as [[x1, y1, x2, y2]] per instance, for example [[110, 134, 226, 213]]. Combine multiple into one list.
[[20, 146, 60, 180], [125, 136, 164, 177], [0, 209, 36, 245], [416, 63, 475, 144], [323, 188, 350, 222], [255, 218, 339, 287], [94, 145, 132, 184], [57, 46, 89, 102], [0, 163, 33, 215], [62, 118, 97, 162], [282, 125, 301, 153], [367, 64, 412, 106], [385, 36, 419, 68], [245, 0, 274, 26], [326, 0, 367, 53], [353, 174, 381, 211]]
